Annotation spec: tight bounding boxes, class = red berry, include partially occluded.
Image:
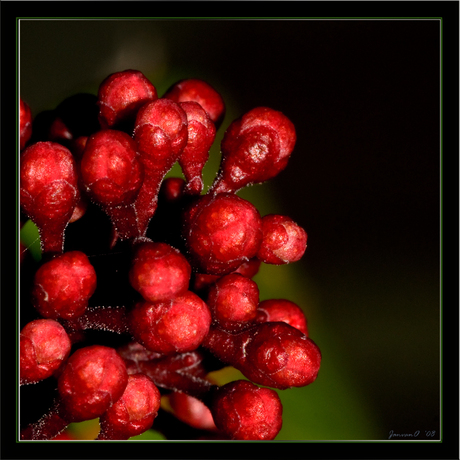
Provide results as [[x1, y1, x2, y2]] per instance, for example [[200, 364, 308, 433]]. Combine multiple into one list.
[[133, 98, 188, 235], [129, 292, 211, 355], [20, 142, 79, 254], [163, 78, 225, 128], [20, 319, 71, 385], [20, 98, 33, 150], [204, 322, 321, 390], [210, 380, 283, 440], [256, 299, 308, 335], [160, 177, 186, 203], [98, 373, 161, 439], [206, 273, 259, 331], [57, 345, 128, 422], [210, 107, 296, 194], [97, 69, 158, 130], [31, 251, 97, 320], [129, 241, 191, 302], [256, 214, 307, 264], [178, 101, 216, 194], [183, 193, 263, 275]]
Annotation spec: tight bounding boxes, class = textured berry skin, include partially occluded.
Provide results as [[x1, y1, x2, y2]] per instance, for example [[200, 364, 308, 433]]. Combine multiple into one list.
[[97, 69, 158, 130], [206, 273, 259, 331], [20, 319, 72, 385], [129, 292, 211, 354], [57, 345, 128, 423], [20, 141, 79, 253], [168, 391, 217, 431], [257, 214, 307, 264], [178, 101, 216, 194], [256, 299, 308, 336], [210, 107, 296, 194], [183, 193, 263, 276], [133, 98, 188, 235], [204, 322, 321, 390], [129, 241, 192, 302], [210, 380, 283, 440], [163, 78, 225, 128], [81, 129, 143, 207], [98, 373, 161, 439], [31, 251, 97, 320], [20, 98, 33, 150]]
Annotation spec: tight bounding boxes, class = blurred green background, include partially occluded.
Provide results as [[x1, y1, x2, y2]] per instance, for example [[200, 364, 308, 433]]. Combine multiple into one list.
[[19, 18, 440, 441]]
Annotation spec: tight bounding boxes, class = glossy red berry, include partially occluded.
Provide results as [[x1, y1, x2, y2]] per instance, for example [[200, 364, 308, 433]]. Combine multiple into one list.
[[206, 273, 259, 331], [20, 98, 33, 150], [20, 319, 72, 385], [129, 241, 191, 302], [98, 373, 161, 440], [257, 214, 307, 264], [183, 193, 263, 275], [57, 345, 128, 422], [20, 141, 79, 254], [256, 299, 308, 335], [178, 101, 216, 194], [163, 78, 225, 128], [31, 251, 97, 320], [210, 380, 283, 440], [129, 291, 211, 354], [210, 107, 296, 194], [97, 69, 158, 130]]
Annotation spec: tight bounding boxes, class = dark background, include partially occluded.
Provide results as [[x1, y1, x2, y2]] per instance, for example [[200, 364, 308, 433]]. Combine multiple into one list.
[[7, 1, 458, 453]]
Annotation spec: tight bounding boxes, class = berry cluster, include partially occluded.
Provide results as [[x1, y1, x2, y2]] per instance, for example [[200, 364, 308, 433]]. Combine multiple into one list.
[[19, 70, 321, 441]]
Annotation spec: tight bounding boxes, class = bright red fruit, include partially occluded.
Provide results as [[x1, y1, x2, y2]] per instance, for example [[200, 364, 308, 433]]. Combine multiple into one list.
[[20, 142, 79, 254], [20, 319, 72, 385], [256, 299, 308, 335], [210, 380, 283, 440], [183, 193, 263, 275], [31, 251, 97, 320]]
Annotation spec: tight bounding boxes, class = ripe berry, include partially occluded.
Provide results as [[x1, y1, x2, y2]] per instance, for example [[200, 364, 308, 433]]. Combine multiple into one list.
[[256, 299, 308, 335], [97, 69, 158, 130], [129, 291, 211, 354], [20, 98, 33, 150], [210, 380, 283, 440], [20, 141, 79, 254], [256, 214, 307, 264], [183, 193, 263, 275], [129, 241, 192, 302], [31, 251, 97, 320], [206, 273, 259, 331], [98, 373, 161, 440], [20, 319, 71, 385], [178, 101, 216, 195], [163, 78, 225, 128], [210, 107, 296, 194], [57, 345, 128, 422]]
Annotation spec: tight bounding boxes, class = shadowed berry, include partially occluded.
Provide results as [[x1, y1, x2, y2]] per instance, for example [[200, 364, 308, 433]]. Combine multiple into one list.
[[256, 299, 308, 335], [57, 345, 128, 422], [204, 322, 321, 390], [206, 273, 259, 331], [210, 107, 296, 194], [20, 98, 33, 150], [20, 319, 72, 385], [163, 78, 225, 128], [178, 101, 216, 194], [160, 177, 186, 203], [210, 380, 283, 440], [183, 193, 262, 275], [97, 69, 158, 130], [98, 373, 161, 440], [257, 214, 307, 264], [129, 241, 191, 302], [31, 251, 97, 320], [129, 292, 211, 355], [20, 142, 79, 254]]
